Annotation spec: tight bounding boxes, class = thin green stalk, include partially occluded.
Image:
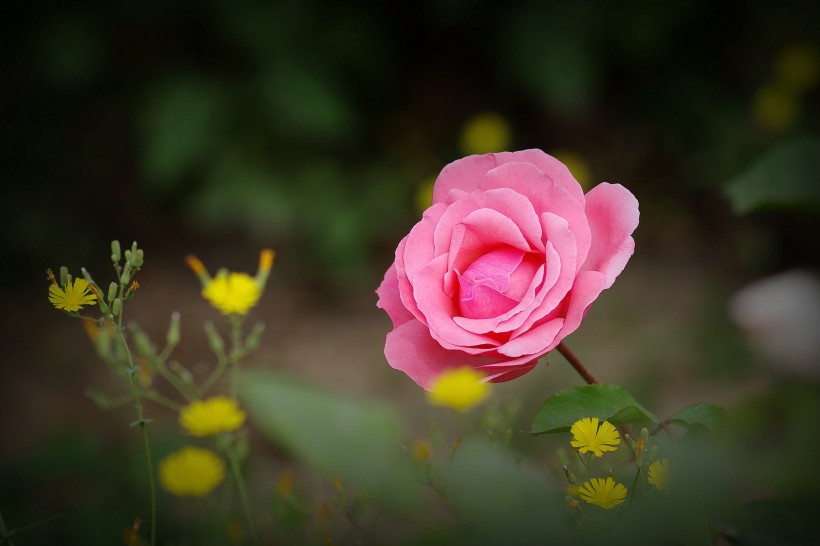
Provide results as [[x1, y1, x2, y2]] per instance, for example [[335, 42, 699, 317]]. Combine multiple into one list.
[[229, 316, 243, 398], [227, 446, 257, 542], [628, 466, 642, 507], [140, 422, 157, 546], [117, 327, 157, 546]]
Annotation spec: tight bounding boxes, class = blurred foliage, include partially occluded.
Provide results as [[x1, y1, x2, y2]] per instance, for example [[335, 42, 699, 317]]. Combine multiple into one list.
[[3, 0, 820, 293]]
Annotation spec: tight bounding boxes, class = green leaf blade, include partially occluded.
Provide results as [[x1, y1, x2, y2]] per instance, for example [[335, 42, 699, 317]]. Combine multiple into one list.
[[240, 370, 421, 511], [529, 384, 658, 434], [667, 403, 728, 431]]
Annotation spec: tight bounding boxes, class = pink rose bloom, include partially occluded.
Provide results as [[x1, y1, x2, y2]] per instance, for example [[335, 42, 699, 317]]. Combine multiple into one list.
[[377, 149, 639, 388]]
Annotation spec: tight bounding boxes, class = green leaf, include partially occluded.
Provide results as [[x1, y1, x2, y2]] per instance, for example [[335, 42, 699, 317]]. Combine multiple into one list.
[[529, 384, 658, 434], [239, 371, 420, 511], [667, 403, 728, 431], [725, 138, 820, 214]]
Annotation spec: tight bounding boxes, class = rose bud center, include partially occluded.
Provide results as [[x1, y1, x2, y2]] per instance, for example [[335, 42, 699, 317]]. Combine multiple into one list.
[[456, 246, 539, 319]]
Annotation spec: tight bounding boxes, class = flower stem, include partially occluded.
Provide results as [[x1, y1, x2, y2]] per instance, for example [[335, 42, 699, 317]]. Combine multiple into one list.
[[140, 421, 157, 546], [227, 446, 257, 542], [556, 342, 598, 385]]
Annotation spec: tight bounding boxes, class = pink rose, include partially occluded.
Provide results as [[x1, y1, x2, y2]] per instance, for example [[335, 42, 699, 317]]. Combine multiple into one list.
[[376, 149, 639, 388]]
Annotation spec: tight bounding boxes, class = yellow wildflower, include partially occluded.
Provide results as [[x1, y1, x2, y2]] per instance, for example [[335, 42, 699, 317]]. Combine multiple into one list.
[[570, 417, 621, 457], [459, 111, 511, 155], [775, 44, 819, 93], [648, 458, 670, 491], [159, 446, 225, 497], [427, 366, 490, 412], [48, 277, 97, 312], [203, 272, 262, 315], [578, 477, 628, 509], [179, 396, 247, 436], [752, 83, 797, 132], [186, 249, 275, 315]]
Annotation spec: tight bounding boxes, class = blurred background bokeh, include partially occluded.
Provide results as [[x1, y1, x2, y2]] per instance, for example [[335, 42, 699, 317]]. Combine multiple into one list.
[[3, 1, 820, 544]]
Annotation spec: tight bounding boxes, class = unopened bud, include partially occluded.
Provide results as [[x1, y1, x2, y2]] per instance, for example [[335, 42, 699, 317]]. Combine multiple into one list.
[[133, 249, 144, 268], [624, 433, 637, 451], [563, 465, 578, 484], [204, 321, 225, 354], [120, 262, 132, 285], [111, 240, 121, 263], [107, 282, 118, 302], [245, 321, 265, 351], [59, 266, 69, 286], [635, 438, 646, 468], [111, 297, 122, 317], [166, 311, 181, 346], [131, 326, 156, 358], [169, 360, 193, 384], [640, 427, 649, 442], [80, 267, 95, 285], [131, 241, 138, 258]]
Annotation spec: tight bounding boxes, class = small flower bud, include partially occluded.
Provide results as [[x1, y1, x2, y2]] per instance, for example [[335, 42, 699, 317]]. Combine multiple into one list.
[[131, 241, 138, 256], [125, 280, 140, 300], [131, 326, 156, 358], [635, 438, 646, 468], [204, 321, 225, 354], [124, 249, 132, 263], [120, 262, 132, 285], [111, 240, 121, 263], [133, 249, 144, 268], [80, 267, 95, 285], [640, 427, 649, 442], [245, 321, 265, 351], [563, 465, 578, 484], [166, 311, 181, 346], [169, 360, 193, 384], [624, 433, 637, 451], [111, 297, 122, 317], [59, 266, 69, 286], [107, 282, 118, 302]]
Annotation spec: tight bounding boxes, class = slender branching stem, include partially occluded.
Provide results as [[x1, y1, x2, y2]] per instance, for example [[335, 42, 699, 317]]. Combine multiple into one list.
[[556, 342, 598, 385]]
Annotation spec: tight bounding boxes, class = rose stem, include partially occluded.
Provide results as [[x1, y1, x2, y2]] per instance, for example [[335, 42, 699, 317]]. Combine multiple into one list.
[[556, 342, 598, 385]]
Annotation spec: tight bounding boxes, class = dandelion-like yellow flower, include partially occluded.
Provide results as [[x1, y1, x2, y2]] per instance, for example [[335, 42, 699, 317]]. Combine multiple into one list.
[[427, 366, 490, 412], [179, 396, 247, 436], [159, 446, 225, 497], [459, 111, 511, 155], [570, 417, 621, 457], [578, 477, 628, 509], [186, 249, 275, 316], [203, 272, 262, 315], [48, 278, 97, 312], [648, 458, 670, 491]]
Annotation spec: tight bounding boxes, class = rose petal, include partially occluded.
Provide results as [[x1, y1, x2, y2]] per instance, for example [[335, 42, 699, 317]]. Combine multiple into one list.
[[497, 318, 565, 357], [581, 183, 639, 289], [555, 270, 607, 343], [508, 213, 578, 336], [385, 320, 490, 390], [432, 149, 585, 206], [433, 153, 500, 205], [492, 149, 586, 205], [481, 162, 591, 267], [413, 254, 501, 350], [457, 274, 519, 319], [395, 203, 448, 324], [447, 208, 533, 275], [483, 365, 538, 383], [376, 263, 414, 328], [433, 188, 543, 256], [453, 262, 545, 335]]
